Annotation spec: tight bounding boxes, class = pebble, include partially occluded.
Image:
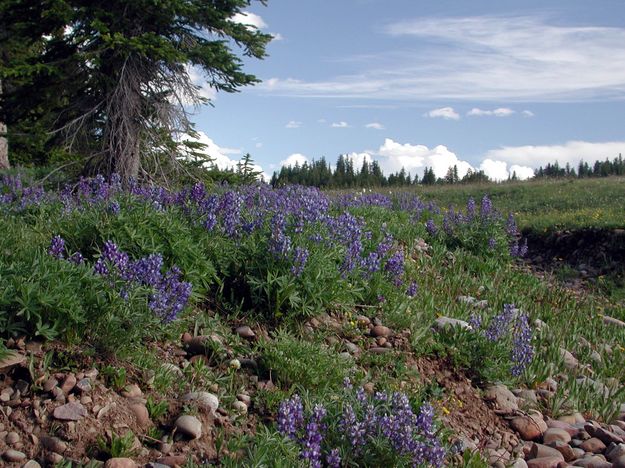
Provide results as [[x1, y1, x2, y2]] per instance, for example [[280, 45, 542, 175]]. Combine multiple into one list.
[[104, 458, 136, 468], [606, 444, 625, 462], [0, 351, 25, 373], [511, 459, 529, 468], [121, 384, 143, 398], [368, 347, 391, 354], [181, 392, 219, 414], [344, 342, 360, 355], [371, 325, 391, 337], [5, 431, 20, 444], [526, 456, 564, 468], [75, 378, 92, 393], [23, 461, 42, 468], [580, 438, 607, 453], [174, 415, 202, 439], [356, 315, 371, 326], [60, 374, 77, 394], [593, 427, 624, 445], [235, 326, 255, 339], [53, 402, 87, 421], [547, 420, 579, 437], [43, 377, 59, 393], [544, 428, 572, 445], [529, 443, 564, 461], [559, 349, 579, 370], [603, 316, 625, 328], [45, 452, 64, 464], [485, 385, 519, 413], [572, 455, 612, 468], [237, 394, 251, 406], [3, 449, 26, 462], [548, 441, 576, 462], [41, 435, 68, 453], [433, 316, 472, 331], [233, 401, 248, 414], [129, 403, 150, 427], [511, 413, 547, 441]]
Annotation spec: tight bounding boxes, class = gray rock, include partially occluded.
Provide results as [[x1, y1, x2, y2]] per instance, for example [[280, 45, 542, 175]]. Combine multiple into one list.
[[235, 326, 255, 340], [53, 402, 87, 421], [160, 363, 183, 378], [60, 374, 77, 394], [606, 444, 625, 462], [572, 455, 612, 468], [371, 325, 391, 337], [544, 428, 572, 445], [75, 378, 92, 394], [5, 431, 19, 444], [344, 342, 360, 355], [511, 459, 528, 468], [104, 458, 136, 468], [528, 443, 564, 461], [485, 384, 519, 413], [603, 316, 625, 328], [181, 392, 219, 414], [174, 415, 202, 440], [433, 316, 472, 331], [233, 401, 248, 414], [0, 351, 25, 374], [23, 460, 42, 468], [560, 348, 579, 370], [41, 435, 68, 453]]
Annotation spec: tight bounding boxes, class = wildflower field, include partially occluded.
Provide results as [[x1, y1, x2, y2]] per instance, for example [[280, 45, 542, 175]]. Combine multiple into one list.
[[0, 171, 624, 467]]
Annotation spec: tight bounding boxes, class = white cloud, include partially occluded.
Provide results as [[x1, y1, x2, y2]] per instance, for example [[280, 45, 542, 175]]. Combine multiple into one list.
[[179, 131, 269, 181], [479, 159, 534, 181], [365, 122, 385, 130], [231, 11, 267, 29], [483, 140, 625, 168], [344, 152, 373, 169], [261, 16, 625, 102], [285, 120, 302, 128], [331, 121, 350, 128], [510, 165, 535, 180], [376, 138, 472, 178], [425, 107, 460, 120], [182, 65, 217, 103], [522, 110, 535, 117], [280, 153, 309, 167], [467, 107, 515, 117], [271, 33, 284, 41]]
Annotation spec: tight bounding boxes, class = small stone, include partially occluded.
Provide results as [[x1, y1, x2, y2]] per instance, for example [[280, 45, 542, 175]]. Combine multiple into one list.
[[543, 378, 558, 392], [104, 458, 136, 468], [376, 337, 387, 346], [3, 449, 26, 462], [485, 448, 511, 465], [121, 384, 142, 398], [53, 402, 87, 421], [511, 413, 547, 441], [43, 377, 58, 393], [129, 403, 150, 427], [368, 346, 391, 354], [45, 452, 63, 464], [232, 401, 248, 414], [22, 460, 42, 468], [235, 326, 255, 339], [529, 443, 565, 461], [527, 457, 564, 468], [5, 431, 20, 444], [485, 385, 519, 413], [613, 455, 625, 468], [1, 387, 13, 401], [433, 316, 471, 331], [580, 438, 607, 453], [559, 349, 579, 370], [156, 455, 186, 467], [590, 351, 602, 364], [41, 435, 68, 453], [0, 351, 25, 374], [371, 325, 391, 337], [544, 428, 572, 445], [603, 316, 625, 328], [185, 335, 222, 355], [593, 427, 624, 445], [606, 444, 625, 462], [356, 315, 371, 326], [548, 441, 576, 462], [344, 342, 360, 355], [237, 394, 251, 406], [511, 459, 529, 468], [181, 392, 219, 414], [572, 455, 612, 468], [174, 415, 202, 439], [60, 374, 77, 394], [75, 378, 92, 394], [547, 420, 579, 437]]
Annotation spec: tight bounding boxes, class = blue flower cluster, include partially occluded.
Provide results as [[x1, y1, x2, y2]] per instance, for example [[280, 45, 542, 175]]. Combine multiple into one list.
[[277, 382, 445, 467]]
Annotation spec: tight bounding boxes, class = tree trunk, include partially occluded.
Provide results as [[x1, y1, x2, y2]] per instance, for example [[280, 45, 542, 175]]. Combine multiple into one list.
[[0, 81, 9, 170]]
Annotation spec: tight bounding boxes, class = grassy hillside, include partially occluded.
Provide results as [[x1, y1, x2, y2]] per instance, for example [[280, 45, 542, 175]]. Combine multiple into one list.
[[0, 171, 624, 467]]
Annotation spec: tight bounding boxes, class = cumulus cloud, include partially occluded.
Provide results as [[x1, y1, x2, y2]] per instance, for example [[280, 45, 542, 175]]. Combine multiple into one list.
[[365, 122, 385, 130], [180, 131, 269, 181], [331, 121, 350, 128], [344, 152, 373, 169], [467, 107, 515, 117], [483, 140, 625, 168], [231, 11, 267, 29], [375, 138, 471, 178], [425, 107, 460, 120], [280, 153, 310, 168], [479, 159, 534, 181], [285, 120, 302, 128], [261, 15, 625, 102]]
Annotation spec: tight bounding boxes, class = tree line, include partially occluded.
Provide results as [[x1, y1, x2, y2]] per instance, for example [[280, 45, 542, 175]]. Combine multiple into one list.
[[534, 155, 625, 179]]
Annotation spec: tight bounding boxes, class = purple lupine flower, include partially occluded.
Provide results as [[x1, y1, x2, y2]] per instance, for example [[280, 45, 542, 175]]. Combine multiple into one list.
[[326, 448, 341, 468], [519, 238, 528, 257], [466, 197, 476, 219], [48, 235, 66, 259], [108, 201, 120, 214], [300, 404, 327, 468], [384, 250, 405, 286], [509, 242, 520, 257], [291, 246, 309, 276], [488, 238, 496, 249], [340, 403, 366, 449], [69, 252, 84, 265], [511, 313, 534, 376], [485, 304, 517, 341], [277, 394, 305, 440], [506, 213, 518, 237], [480, 195, 492, 218], [406, 281, 418, 297], [468, 313, 482, 330], [425, 219, 437, 236]]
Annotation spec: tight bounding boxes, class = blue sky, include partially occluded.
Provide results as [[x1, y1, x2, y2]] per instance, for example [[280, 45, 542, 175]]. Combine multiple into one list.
[[187, 0, 625, 181]]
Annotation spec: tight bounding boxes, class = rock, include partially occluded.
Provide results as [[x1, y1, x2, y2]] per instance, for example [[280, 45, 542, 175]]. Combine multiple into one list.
[[174, 415, 202, 439], [559, 349, 579, 370], [118, 384, 142, 399], [185, 335, 222, 356], [485, 448, 511, 465], [368, 347, 391, 354], [5, 431, 19, 444], [511, 413, 547, 440], [457, 295, 477, 305], [603, 316, 625, 328], [512, 459, 529, 468], [0, 351, 25, 374], [356, 315, 371, 326], [233, 401, 248, 414], [3, 449, 26, 462], [572, 456, 612, 468], [529, 443, 565, 461], [570, 447, 585, 459], [371, 325, 391, 337], [433, 316, 472, 331], [590, 351, 603, 364], [181, 392, 219, 414], [75, 378, 92, 394], [235, 326, 255, 339], [43, 377, 58, 393], [593, 427, 624, 445], [613, 455, 625, 468], [344, 342, 360, 355], [60, 374, 77, 394], [580, 438, 607, 453], [23, 460, 42, 468], [517, 389, 539, 406], [548, 441, 576, 462], [129, 403, 150, 427], [45, 452, 63, 464], [485, 385, 519, 413], [105, 458, 136, 468], [53, 402, 87, 421], [237, 394, 251, 406], [543, 378, 558, 392], [40, 435, 68, 453], [547, 420, 579, 437], [156, 455, 187, 467], [606, 444, 625, 462], [544, 428, 572, 445], [527, 457, 564, 468]]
